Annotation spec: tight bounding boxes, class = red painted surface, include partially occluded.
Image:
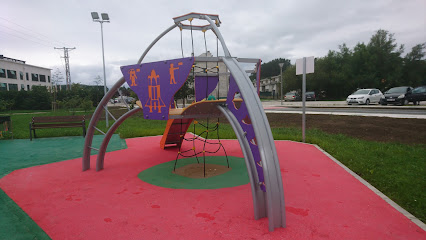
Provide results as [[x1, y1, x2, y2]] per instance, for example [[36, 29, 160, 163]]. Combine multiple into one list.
[[0, 136, 424, 239]]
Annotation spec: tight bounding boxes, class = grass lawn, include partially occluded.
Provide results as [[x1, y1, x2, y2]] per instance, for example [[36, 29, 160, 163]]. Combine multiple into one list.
[[1, 109, 425, 224]]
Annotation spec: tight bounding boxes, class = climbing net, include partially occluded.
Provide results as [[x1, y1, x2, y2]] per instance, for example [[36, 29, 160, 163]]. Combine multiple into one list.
[[173, 118, 229, 177]]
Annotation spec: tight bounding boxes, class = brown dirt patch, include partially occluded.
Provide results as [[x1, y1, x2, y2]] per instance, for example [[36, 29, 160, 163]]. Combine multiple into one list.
[[174, 163, 231, 178], [265, 113, 426, 145]]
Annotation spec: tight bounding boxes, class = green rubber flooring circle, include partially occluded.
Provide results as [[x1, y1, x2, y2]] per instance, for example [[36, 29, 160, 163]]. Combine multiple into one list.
[[138, 156, 249, 189]]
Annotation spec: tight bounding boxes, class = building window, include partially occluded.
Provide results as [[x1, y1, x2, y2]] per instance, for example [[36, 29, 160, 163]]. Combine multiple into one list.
[[7, 70, 17, 79], [40, 75, 46, 82], [26, 72, 29, 80], [21, 84, 25, 91], [32, 73, 39, 81], [48, 76, 50, 83], [20, 71, 24, 80], [8, 83, 18, 91], [0, 68, 6, 78], [0, 83, 7, 91], [27, 85, 30, 90]]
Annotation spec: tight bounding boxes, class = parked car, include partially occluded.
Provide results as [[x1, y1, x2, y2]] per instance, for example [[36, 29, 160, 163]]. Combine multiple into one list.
[[305, 91, 316, 101], [125, 96, 136, 104], [346, 88, 384, 105], [284, 91, 301, 101], [380, 86, 413, 105], [407, 86, 426, 105]]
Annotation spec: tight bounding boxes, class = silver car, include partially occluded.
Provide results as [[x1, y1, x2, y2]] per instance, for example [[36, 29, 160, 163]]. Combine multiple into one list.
[[346, 89, 384, 105]]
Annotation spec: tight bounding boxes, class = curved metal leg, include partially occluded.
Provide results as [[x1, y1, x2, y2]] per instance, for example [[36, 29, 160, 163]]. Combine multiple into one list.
[[218, 105, 266, 220], [96, 107, 142, 171], [223, 58, 286, 231]]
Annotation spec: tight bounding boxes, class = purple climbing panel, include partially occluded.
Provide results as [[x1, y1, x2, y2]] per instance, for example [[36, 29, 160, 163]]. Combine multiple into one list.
[[194, 76, 219, 102], [121, 57, 194, 120], [226, 75, 265, 191]]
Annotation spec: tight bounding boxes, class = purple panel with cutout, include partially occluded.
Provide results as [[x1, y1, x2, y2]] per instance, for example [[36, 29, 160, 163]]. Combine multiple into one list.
[[121, 57, 194, 120], [226, 75, 265, 191], [194, 76, 219, 102]]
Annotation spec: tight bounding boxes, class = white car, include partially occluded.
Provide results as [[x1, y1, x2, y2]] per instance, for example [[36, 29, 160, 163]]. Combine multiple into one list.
[[346, 89, 384, 105]]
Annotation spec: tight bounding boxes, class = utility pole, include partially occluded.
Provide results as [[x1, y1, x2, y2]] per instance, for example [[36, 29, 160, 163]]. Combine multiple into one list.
[[54, 47, 75, 90]]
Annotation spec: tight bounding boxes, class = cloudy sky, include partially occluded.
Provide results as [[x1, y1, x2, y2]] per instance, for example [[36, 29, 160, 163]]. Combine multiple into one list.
[[1, 0, 425, 87]]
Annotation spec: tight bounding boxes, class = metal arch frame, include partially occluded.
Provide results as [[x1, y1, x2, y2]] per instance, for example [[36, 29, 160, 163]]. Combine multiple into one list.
[[204, 14, 285, 231], [217, 106, 266, 220], [82, 14, 285, 232], [82, 24, 177, 171], [96, 107, 142, 171]]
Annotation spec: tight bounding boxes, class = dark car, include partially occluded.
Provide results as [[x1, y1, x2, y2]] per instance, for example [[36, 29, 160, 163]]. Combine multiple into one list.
[[380, 86, 413, 106], [305, 91, 316, 101], [407, 86, 426, 105], [284, 91, 301, 101]]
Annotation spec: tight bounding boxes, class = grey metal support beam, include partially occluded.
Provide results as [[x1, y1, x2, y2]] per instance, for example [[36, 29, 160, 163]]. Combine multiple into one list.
[[105, 107, 117, 122], [83, 24, 177, 171], [96, 107, 142, 171], [203, 15, 231, 57], [218, 105, 266, 220], [93, 126, 106, 135], [137, 24, 177, 64], [82, 77, 125, 171], [193, 57, 260, 63], [222, 57, 286, 231]]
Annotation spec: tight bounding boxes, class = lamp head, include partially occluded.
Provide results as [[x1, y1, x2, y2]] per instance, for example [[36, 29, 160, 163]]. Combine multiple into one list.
[[91, 12, 99, 20], [101, 13, 110, 21]]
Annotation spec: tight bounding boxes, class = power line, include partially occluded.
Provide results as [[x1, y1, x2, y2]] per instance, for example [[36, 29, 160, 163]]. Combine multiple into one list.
[[0, 16, 68, 46], [0, 23, 58, 47], [0, 29, 52, 48]]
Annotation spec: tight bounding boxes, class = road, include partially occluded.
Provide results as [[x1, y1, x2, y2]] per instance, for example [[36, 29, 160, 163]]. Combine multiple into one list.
[[262, 101, 426, 119]]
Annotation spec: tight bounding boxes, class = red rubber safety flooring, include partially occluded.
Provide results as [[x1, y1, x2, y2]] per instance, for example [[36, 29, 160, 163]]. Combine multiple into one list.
[[0, 136, 424, 240]]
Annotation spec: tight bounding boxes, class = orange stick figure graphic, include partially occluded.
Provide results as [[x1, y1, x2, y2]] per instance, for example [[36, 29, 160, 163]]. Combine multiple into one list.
[[169, 62, 183, 84], [146, 69, 165, 113], [129, 68, 140, 86]]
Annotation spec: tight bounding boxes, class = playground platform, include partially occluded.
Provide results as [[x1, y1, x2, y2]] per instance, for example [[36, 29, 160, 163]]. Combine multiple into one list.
[[0, 135, 424, 239]]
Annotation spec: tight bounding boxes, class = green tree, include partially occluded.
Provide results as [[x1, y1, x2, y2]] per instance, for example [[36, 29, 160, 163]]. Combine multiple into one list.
[[403, 43, 426, 86], [174, 76, 194, 107], [367, 29, 404, 89], [253, 58, 292, 80]]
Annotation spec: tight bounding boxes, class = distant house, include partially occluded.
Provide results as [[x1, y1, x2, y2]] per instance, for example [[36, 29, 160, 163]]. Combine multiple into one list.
[[254, 75, 281, 98], [0, 55, 51, 91]]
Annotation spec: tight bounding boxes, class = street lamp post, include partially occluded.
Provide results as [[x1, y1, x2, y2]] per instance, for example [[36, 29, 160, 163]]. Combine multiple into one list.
[[279, 63, 284, 105], [91, 12, 110, 127]]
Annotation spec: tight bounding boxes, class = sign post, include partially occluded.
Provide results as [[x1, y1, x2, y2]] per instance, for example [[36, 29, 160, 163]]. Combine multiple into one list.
[[279, 63, 284, 105], [296, 56, 314, 142]]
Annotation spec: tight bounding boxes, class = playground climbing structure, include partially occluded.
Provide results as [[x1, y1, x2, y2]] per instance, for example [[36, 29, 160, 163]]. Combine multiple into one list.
[[82, 13, 285, 232]]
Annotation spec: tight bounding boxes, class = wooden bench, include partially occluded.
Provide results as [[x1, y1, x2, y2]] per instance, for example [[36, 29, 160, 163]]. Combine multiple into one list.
[[29, 115, 86, 141]]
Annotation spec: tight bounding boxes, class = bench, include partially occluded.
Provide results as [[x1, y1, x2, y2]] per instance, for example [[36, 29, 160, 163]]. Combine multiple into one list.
[[29, 115, 86, 141]]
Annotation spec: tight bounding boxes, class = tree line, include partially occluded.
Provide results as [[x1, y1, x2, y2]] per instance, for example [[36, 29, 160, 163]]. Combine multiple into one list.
[[0, 84, 105, 111], [258, 30, 426, 99]]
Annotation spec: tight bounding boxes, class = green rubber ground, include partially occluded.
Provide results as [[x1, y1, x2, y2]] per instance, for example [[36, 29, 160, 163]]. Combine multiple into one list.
[[0, 135, 127, 240], [139, 156, 249, 189]]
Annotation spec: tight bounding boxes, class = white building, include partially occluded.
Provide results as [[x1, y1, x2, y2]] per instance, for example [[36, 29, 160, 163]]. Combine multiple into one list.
[[0, 55, 51, 91], [193, 51, 227, 99], [255, 75, 282, 98]]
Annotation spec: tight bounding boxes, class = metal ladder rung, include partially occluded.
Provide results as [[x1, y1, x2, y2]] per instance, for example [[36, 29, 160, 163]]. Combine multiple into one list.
[[118, 89, 131, 111], [93, 126, 106, 135], [104, 107, 117, 122], [89, 146, 99, 151]]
